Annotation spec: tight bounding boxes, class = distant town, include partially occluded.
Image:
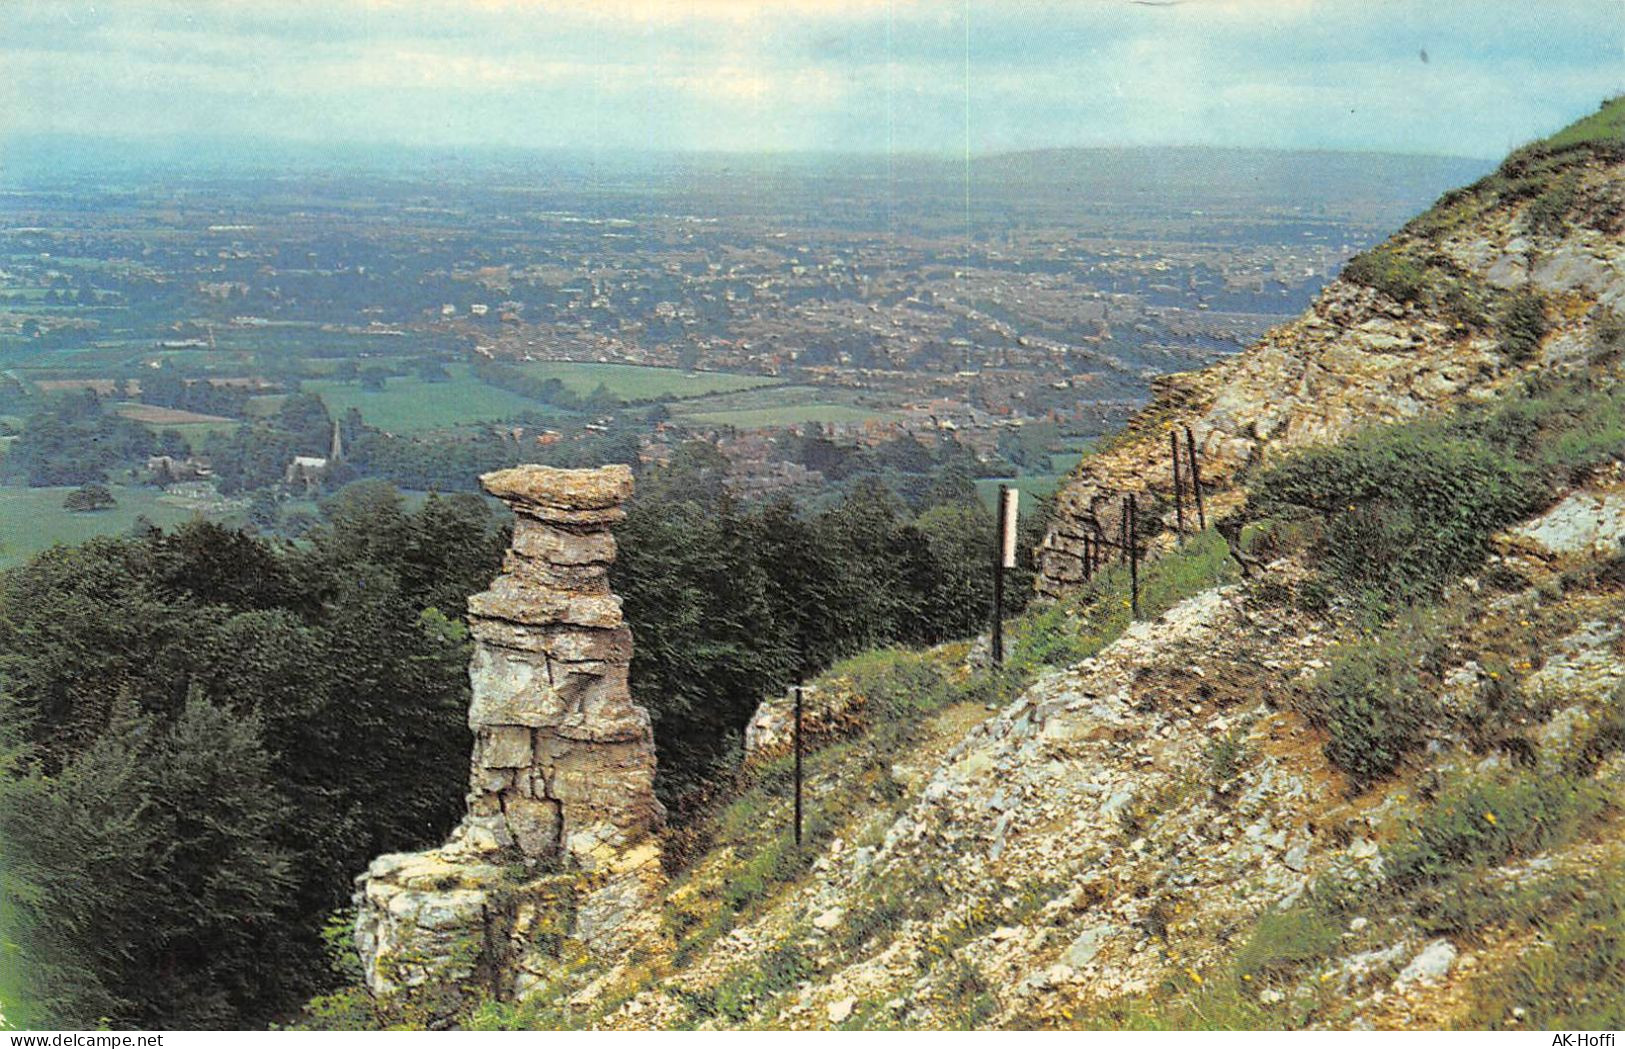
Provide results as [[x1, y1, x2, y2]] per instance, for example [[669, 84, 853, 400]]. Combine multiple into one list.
[[0, 147, 1486, 559]]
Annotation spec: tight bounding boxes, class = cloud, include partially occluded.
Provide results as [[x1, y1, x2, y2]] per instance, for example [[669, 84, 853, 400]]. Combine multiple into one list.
[[1, 0, 1621, 156]]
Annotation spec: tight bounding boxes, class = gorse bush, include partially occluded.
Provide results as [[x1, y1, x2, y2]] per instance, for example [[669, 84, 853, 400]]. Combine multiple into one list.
[[1497, 289, 1549, 362], [1340, 246, 1428, 303], [1254, 420, 1544, 606], [1304, 631, 1435, 786]]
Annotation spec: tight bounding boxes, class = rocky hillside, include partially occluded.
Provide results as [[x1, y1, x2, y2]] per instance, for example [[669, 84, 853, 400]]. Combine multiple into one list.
[[1038, 98, 1625, 600], [326, 101, 1625, 1031]]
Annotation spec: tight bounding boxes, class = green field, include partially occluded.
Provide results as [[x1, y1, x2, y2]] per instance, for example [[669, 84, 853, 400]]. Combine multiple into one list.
[[512, 362, 777, 401], [0, 484, 221, 570], [302, 365, 547, 432], [167, 421, 242, 442], [975, 473, 1070, 514], [677, 403, 895, 428]]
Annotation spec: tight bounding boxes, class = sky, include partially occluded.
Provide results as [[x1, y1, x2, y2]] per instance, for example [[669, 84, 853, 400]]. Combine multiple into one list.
[[2, 0, 1623, 161]]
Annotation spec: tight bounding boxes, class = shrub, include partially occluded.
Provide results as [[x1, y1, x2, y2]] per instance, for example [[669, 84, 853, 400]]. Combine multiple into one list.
[[1305, 634, 1434, 785], [1524, 177, 1578, 237], [1340, 246, 1428, 303], [1203, 726, 1252, 785], [1254, 421, 1544, 605], [1384, 773, 1610, 887], [1497, 290, 1549, 363]]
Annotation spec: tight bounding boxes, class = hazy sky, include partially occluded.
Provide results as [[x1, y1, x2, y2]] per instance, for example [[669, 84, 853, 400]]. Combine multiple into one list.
[[4, 0, 1623, 159]]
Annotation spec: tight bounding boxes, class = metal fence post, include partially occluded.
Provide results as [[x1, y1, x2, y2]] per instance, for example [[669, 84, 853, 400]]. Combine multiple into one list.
[[793, 682, 804, 847], [1171, 430, 1186, 544], [1185, 426, 1206, 531], [1127, 493, 1140, 619]]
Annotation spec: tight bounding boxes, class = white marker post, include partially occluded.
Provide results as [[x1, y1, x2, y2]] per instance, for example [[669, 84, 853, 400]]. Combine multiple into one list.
[[992, 486, 1019, 666]]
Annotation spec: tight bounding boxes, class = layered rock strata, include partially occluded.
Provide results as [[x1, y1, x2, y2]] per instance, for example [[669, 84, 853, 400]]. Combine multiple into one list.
[[354, 464, 664, 1006], [1038, 155, 1625, 600]]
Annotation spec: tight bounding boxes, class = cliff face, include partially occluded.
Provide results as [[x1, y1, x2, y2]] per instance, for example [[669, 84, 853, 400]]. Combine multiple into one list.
[[1037, 144, 1625, 598], [354, 465, 665, 1009]]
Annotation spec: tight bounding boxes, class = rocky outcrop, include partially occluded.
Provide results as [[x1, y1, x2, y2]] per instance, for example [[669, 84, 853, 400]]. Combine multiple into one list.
[[354, 464, 665, 1010], [1037, 153, 1625, 599], [1037, 280, 1513, 598], [1495, 464, 1625, 569]]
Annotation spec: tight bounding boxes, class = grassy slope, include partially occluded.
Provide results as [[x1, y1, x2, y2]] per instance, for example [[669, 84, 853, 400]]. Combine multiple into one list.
[[1542, 95, 1625, 151]]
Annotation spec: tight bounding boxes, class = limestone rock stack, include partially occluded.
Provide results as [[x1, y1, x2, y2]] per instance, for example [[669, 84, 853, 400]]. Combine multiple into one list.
[[353, 464, 664, 1008]]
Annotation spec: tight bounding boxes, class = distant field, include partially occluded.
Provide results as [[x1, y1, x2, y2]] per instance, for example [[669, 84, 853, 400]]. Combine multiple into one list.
[[302, 365, 546, 432], [36, 378, 135, 395], [0, 484, 219, 570], [1048, 451, 1086, 475], [975, 473, 1069, 514], [511, 362, 777, 401], [114, 402, 235, 426], [665, 382, 898, 429], [167, 421, 241, 443], [677, 403, 894, 428], [974, 450, 1091, 513]]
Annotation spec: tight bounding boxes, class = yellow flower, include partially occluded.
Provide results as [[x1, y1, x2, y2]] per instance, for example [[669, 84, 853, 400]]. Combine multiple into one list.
[[1320, 972, 1334, 983], [1242, 974, 1253, 982], [1484, 811, 1498, 825], [1186, 968, 1203, 986]]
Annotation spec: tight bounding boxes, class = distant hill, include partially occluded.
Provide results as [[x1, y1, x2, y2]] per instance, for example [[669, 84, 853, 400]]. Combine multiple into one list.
[[971, 146, 1492, 221]]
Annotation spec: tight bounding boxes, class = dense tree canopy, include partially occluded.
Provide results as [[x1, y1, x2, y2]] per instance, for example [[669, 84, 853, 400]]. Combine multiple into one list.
[[0, 494, 505, 1028]]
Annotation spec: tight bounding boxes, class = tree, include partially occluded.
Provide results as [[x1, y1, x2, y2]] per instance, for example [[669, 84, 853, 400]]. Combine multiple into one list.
[[62, 484, 116, 512], [275, 392, 335, 457], [0, 492, 504, 1027], [0, 696, 297, 1028], [914, 502, 996, 640]]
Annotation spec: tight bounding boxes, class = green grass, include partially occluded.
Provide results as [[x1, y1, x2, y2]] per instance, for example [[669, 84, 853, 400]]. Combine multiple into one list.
[[1464, 863, 1625, 1029], [301, 365, 549, 432], [0, 484, 223, 570], [509, 362, 776, 402], [1231, 905, 1347, 983], [165, 421, 243, 444], [1541, 95, 1625, 152], [975, 473, 1066, 513], [1384, 773, 1612, 888]]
